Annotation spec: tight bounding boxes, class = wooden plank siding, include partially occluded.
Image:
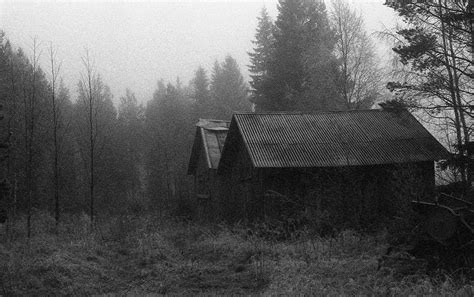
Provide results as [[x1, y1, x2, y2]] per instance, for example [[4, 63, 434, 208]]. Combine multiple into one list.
[[190, 111, 447, 222], [219, 159, 436, 223], [194, 145, 219, 220], [188, 119, 229, 220]]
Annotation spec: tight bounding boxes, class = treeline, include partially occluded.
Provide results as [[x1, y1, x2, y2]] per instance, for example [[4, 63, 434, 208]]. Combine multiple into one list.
[[0, 0, 387, 231], [145, 56, 250, 204], [249, 0, 383, 112], [0, 34, 148, 225], [1, 0, 471, 233], [0, 30, 250, 232]]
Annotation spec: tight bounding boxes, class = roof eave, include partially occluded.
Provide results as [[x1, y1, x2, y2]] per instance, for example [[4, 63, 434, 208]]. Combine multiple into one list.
[[234, 114, 258, 168]]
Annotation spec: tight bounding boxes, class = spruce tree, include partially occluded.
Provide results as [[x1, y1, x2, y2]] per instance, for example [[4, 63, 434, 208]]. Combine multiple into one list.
[[117, 89, 144, 197], [145, 80, 194, 202], [192, 66, 210, 105], [248, 7, 275, 111], [258, 0, 341, 111], [191, 66, 212, 119], [210, 56, 250, 120]]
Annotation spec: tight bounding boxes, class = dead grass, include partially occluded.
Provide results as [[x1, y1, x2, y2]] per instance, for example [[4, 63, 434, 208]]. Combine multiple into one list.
[[0, 211, 473, 296]]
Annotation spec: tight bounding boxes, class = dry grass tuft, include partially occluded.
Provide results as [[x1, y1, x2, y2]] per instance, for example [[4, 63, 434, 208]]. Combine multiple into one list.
[[0, 210, 472, 295]]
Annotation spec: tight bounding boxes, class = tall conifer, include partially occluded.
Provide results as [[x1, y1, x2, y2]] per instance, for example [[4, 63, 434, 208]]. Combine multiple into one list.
[[210, 56, 249, 120], [255, 0, 341, 111], [248, 7, 275, 111]]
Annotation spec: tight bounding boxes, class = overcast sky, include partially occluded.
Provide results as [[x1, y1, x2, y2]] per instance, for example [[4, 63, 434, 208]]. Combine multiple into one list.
[[0, 0, 397, 104]]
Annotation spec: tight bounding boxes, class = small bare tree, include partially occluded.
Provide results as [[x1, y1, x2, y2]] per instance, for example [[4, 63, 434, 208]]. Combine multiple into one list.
[[22, 37, 41, 238], [79, 49, 96, 226], [48, 43, 62, 228]]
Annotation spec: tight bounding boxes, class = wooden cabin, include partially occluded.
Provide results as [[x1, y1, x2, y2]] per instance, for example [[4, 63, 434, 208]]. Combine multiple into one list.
[[188, 119, 229, 218], [217, 110, 450, 222]]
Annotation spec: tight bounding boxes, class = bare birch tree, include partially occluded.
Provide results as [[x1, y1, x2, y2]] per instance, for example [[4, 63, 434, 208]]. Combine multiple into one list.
[[23, 38, 41, 238], [48, 43, 62, 227], [330, 0, 383, 109], [79, 49, 96, 226]]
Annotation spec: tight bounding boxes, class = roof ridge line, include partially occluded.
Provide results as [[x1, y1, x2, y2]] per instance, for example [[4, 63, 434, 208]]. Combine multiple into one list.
[[233, 109, 386, 115], [197, 118, 230, 122]]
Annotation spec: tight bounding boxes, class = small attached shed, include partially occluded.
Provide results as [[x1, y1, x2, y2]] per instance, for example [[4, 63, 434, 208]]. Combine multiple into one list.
[[188, 119, 229, 217], [217, 110, 450, 222]]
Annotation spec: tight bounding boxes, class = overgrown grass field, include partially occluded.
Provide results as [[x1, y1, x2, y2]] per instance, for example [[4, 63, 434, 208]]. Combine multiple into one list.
[[0, 211, 473, 296]]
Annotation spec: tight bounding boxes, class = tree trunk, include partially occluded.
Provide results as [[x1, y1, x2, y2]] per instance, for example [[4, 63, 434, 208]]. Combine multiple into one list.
[[438, 1, 467, 183]]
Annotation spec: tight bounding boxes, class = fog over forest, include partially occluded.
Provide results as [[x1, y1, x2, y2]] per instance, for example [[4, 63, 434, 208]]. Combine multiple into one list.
[[0, 0, 473, 295], [1, 0, 396, 103]]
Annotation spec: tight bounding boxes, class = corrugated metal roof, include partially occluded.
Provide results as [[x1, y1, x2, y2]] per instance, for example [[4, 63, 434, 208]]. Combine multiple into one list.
[[224, 110, 449, 168], [188, 119, 229, 174]]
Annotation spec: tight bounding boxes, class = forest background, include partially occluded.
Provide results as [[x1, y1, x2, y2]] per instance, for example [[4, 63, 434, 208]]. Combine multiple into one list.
[[0, 0, 472, 234]]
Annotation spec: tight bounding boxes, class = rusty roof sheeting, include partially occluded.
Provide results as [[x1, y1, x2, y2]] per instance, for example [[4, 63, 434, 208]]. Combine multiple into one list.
[[228, 110, 449, 168]]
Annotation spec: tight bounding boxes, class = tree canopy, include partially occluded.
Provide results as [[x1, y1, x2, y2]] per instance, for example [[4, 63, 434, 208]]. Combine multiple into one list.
[[385, 0, 473, 184], [250, 0, 342, 112]]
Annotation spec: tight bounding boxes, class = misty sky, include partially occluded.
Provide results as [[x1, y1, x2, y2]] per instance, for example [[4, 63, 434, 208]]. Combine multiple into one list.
[[0, 0, 397, 104]]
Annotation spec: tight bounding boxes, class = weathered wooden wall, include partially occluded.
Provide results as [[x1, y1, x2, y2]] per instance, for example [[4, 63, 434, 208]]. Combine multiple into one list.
[[218, 157, 436, 223], [194, 147, 220, 220]]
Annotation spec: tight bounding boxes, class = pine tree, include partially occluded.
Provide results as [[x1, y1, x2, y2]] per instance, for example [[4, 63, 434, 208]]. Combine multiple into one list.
[[385, 0, 473, 185], [248, 7, 275, 111]]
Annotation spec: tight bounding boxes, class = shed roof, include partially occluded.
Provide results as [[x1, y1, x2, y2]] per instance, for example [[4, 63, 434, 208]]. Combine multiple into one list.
[[219, 110, 450, 169], [188, 119, 229, 174]]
